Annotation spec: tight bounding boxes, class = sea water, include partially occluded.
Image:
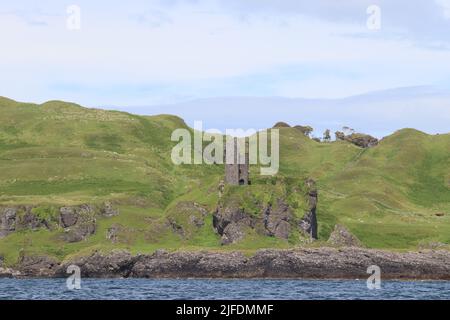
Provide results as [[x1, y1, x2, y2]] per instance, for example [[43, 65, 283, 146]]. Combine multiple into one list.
[[0, 278, 448, 300]]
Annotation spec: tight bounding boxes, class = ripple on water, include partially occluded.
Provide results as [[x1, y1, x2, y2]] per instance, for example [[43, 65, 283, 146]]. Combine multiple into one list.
[[0, 279, 449, 300]]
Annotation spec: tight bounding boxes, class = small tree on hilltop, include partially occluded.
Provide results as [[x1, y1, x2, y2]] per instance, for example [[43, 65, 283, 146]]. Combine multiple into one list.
[[335, 131, 345, 141], [295, 125, 314, 137], [323, 129, 331, 142]]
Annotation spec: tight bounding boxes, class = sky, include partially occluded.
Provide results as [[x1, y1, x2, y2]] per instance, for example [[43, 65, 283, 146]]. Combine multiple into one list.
[[1, 0, 450, 134]]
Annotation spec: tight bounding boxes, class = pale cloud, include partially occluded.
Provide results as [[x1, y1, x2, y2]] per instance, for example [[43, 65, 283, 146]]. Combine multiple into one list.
[[0, 0, 449, 108], [436, 0, 450, 18]]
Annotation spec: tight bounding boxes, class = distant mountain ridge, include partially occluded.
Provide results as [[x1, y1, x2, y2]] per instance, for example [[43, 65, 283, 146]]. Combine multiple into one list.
[[103, 86, 450, 138]]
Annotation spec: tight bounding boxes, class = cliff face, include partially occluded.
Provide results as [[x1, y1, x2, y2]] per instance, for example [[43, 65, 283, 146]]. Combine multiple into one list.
[[213, 199, 294, 245], [298, 179, 318, 239], [4, 248, 449, 280], [213, 179, 318, 245]]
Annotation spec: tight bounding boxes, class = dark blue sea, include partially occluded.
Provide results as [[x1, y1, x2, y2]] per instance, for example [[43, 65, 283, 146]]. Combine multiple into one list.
[[0, 279, 449, 300]]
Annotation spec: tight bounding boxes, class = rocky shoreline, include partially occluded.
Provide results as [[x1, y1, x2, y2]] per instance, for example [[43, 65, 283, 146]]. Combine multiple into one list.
[[1, 247, 449, 280]]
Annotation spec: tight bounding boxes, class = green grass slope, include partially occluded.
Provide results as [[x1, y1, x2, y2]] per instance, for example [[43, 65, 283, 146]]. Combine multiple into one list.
[[0, 97, 449, 265]]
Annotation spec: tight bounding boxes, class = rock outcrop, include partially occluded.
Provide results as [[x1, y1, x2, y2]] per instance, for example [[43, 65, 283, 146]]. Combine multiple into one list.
[[56, 250, 136, 278], [263, 200, 291, 239], [335, 131, 345, 141], [345, 133, 379, 148], [166, 202, 209, 239], [19, 207, 50, 230], [0, 208, 17, 238], [62, 216, 96, 243], [131, 250, 248, 278], [100, 201, 120, 217], [8, 248, 450, 280], [335, 131, 378, 148], [214, 179, 319, 244], [106, 224, 123, 243], [214, 197, 315, 245], [0, 266, 20, 278], [328, 224, 362, 247], [298, 178, 318, 239], [0, 206, 52, 238], [213, 198, 296, 245], [59, 204, 97, 243], [221, 223, 246, 244], [17, 254, 59, 277], [0, 202, 119, 242], [213, 206, 253, 245], [59, 206, 79, 228]]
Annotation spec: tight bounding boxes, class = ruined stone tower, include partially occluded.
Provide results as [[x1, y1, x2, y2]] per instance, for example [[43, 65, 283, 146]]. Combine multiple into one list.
[[225, 137, 249, 185]]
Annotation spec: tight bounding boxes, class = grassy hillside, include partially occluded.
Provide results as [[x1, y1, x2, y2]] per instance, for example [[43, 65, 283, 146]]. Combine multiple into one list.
[[277, 126, 450, 247], [0, 97, 449, 265]]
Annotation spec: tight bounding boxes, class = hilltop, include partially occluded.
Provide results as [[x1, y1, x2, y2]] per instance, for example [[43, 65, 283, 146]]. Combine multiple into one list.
[[0, 97, 449, 269]]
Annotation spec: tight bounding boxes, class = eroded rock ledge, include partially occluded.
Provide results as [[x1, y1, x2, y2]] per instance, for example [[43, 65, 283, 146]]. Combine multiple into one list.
[[0, 202, 119, 242], [213, 178, 319, 245], [4, 248, 449, 280]]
